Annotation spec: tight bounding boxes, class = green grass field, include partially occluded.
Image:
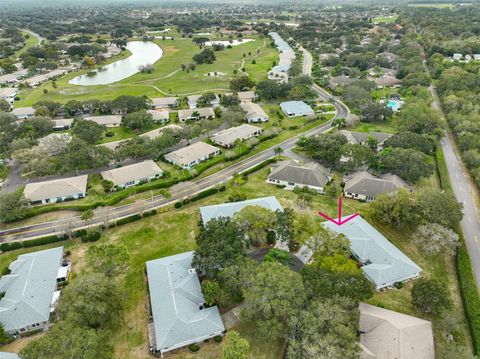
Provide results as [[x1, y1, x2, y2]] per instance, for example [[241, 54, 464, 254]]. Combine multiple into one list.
[[13, 31, 41, 58], [372, 15, 398, 23], [16, 36, 278, 106]]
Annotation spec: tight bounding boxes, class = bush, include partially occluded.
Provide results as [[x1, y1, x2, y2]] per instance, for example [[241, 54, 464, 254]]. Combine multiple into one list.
[[266, 231, 276, 245], [174, 202, 183, 208], [81, 231, 101, 242], [189, 343, 200, 352], [213, 335, 223, 343], [23, 234, 67, 248], [190, 188, 219, 202], [142, 209, 157, 217], [182, 198, 191, 205], [218, 185, 226, 192], [0, 242, 23, 252], [115, 214, 142, 226]]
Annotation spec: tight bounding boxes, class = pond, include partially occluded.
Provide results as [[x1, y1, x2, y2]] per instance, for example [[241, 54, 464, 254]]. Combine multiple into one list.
[[69, 41, 163, 86]]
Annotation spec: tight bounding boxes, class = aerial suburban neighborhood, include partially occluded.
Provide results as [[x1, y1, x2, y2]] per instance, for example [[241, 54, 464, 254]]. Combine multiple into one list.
[[0, 1, 479, 359]]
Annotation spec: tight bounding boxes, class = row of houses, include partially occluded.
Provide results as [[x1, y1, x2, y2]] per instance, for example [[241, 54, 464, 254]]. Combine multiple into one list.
[[0, 67, 76, 88], [268, 32, 295, 83]]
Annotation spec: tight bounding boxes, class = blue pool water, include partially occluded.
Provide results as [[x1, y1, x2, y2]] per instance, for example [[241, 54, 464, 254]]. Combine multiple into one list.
[[387, 100, 401, 112]]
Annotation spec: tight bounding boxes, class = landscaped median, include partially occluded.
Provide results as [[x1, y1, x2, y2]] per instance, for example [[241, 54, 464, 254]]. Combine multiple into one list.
[[436, 146, 480, 355]]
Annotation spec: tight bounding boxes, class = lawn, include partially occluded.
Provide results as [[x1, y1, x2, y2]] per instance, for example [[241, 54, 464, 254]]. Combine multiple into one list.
[[16, 35, 277, 106], [351, 119, 396, 134], [0, 151, 471, 358], [372, 15, 398, 23], [13, 31, 41, 58]]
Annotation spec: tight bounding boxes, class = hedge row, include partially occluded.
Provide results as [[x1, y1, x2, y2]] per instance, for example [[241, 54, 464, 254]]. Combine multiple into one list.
[[115, 214, 142, 226]]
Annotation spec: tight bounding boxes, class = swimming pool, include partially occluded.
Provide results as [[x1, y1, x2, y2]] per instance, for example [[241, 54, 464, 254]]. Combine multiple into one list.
[[387, 99, 402, 112]]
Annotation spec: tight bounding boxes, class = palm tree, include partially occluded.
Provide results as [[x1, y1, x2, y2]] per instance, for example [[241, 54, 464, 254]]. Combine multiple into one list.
[[332, 117, 346, 130], [274, 147, 284, 157]]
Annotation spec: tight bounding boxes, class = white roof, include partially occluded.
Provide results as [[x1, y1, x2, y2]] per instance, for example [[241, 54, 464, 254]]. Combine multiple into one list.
[[164, 142, 219, 166], [240, 102, 268, 119], [52, 118, 74, 128], [11, 107, 35, 116], [359, 303, 434, 359], [141, 124, 183, 140], [99, 139, 126, 151], [147, 109, 169, 122], [151, 97, 179, 107], [101, 160, 162, 186], [24, 175, 88, 202], [84, 115, 122, 126], [0, 88, 17, 98], [211, 124, 262, 146], [178, 108, 215, 120], [146, 251, 225, 352], [0, 247, 63, 332], [237, 91, 256, 101]]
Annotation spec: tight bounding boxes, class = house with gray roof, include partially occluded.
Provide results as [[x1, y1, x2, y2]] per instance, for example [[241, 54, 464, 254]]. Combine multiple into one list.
[[52, 118, 74, 131], [187, 94, 220, 109], [237, 91, 257, 102], [141, 124, 183, 140], [344, 171, 411, 202], [0, 88, 17, 106], [146, 251, 225, 355], [200, 196, 283, 224], [164, 142, 220, 169], [280, 101, 315, 118], [340, 130, 392, 151], [151, 97, 180, 109], [323, 216, 422, 289], [11, 107, 35, 120], [268, 32, 295, 83], [147, 109, 169, 123], [267, 160, 331, 193], [240, 102, 269, 123], [23, 175, 88, 205], [85, 115, 122, 128], [0, 247, 66, 335], [211, 124, 262, 148], [178, 108, 216, 122], [101, 160, 163, 189], [359, 303, 434, 359]]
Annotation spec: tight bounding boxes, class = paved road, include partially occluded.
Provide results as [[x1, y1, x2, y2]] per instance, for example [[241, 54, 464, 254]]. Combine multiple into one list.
[[0, 86, 349, 242], [300, 46, 313, 77]]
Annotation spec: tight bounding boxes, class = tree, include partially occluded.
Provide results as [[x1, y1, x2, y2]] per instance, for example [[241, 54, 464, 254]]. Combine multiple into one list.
[[220, 94, 241, 108], [71, 120, 105, 144], [201, 280, 232, 307], [86, 244, 130, 277], [0, 99, 10, 112], [341, 144, 376, 172], [380, 148, 434, 183], [192, 217, 246, 279], [242, 262, 306, 339], [417, 189, 463, 228], [197, 92, 216, 107], [233, 205, 277, 246], [275, 208, 295, 245], [301, 133, 348, 167], [263, 249, 293, 266], [0, 190, 28, 223], [332, 117, 346, 130], [20, 321, 113, 359], [57, 273, 121, 329], [413, 223, 459, 255], [317, 254, 360, 274], [411, 278, 452, 315], [63, 100, 83, 117], [0, 322, 9, 345], [287, 298, 360, 359], [121, 110, 153, 130], [230, 76, 255, 91], [302, 265, 373, 302], [255, 80, 292, 100], [222, 331, 250, 359], [370, 189, 421, 229], [395, 101, 443, 136], [383, 132, 436, 155], [100, 179, 114, 192], [81, 209, 94, 227], [193, 48, 216, 64], [274, 146, 283, 156]]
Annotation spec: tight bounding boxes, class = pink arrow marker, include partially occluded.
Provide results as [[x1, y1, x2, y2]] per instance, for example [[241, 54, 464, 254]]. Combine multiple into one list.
[[318, 193, 359, 225]]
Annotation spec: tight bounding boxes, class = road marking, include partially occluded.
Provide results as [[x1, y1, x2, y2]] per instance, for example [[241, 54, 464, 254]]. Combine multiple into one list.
[[469, 216, 473, 224], [475, 235, 479, 243]]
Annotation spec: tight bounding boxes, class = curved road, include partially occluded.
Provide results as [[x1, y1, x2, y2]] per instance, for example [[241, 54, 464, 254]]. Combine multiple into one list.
[[0, 85, 349, 242]]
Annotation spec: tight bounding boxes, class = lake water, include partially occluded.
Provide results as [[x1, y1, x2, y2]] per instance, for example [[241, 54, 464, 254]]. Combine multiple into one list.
[[204, 39, 254, 47], [69, 41, 163, 86]]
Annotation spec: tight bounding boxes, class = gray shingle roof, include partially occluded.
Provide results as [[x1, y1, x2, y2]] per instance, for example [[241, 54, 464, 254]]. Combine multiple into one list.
[[23, 175, 88, 202], [359, 303, 434, 359], [344, 171, 409, 197], [164, 142, 219, 166], [211, 124, 262, 147], [101, 160, 162, 186], [0, 247, 63, 332], [200, 196, 283, 224], [240, 102, 268, 120], [268, 160, 331, 188], [280, 101, 315, 116], [146, 252, 225, 353], [341, 131, 392, 146], [323, 216, 421, 289]]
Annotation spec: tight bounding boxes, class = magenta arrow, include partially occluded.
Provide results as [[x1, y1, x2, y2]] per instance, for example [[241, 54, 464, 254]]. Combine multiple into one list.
[[318, 194, 359, 225]]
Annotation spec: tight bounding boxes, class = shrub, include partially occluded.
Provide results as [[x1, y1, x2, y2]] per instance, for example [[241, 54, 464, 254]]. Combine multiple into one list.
[[115, 214, 142, 226], [0, 242, 23, 252], [22, 234, 67, 248], [190, 188, 219, 202], [189, 343, 200, 352], [213, 335, 223, 343], [182, 198, 191, 205], [142, 209, 157, 217], [81, 231, 101, 242], [218, 185, 226, 192], [174, 202, 183, 209], [266, 231, 276, 245]]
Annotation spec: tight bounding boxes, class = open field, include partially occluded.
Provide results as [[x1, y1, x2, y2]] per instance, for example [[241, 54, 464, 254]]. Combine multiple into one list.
[[372, 15, 398, 23], [16, 36, 277, 106], [408, 2, 458, 7], [0, 148, 471, 357], [13, 31, 41, 58]]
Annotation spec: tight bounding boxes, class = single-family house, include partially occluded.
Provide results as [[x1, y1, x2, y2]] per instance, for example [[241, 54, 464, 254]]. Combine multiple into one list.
[[323, 216, 422, 289], [147, 109, 170, 123], [340, 130, 392, 150], [146, 251, 225, 355], [240, 102, 269, 123], [187, 94, 220, 109], [37, 133, 72, 154], [267, 160, 331, 193], [84, 115, 122, 127], [452, 53, 463, 61], [178, 108, 215, 122], [268, 32, 295, 83], [343, 171, 411, 202], [280, 101, 315, 118], [151, 97, 180, 109], [474, 54, 480, 61], [0, 88, 17, 106], [373, 75, 402, 88], [52, 118, 74, 131], [0, 247, 70, 335], [164, 142, 220, 169], [465, 54, 472, 62], [101, 160, 163, 189], [11, 107, 35, 119], [359, 303, 434, 359], [141, 124, 183, 140], [237, 91, 257, 102], [200, 196, 283, 224], [23, 175, 88, 204], [99, 139, 126, 151], [328, 75, 356, 91], [211, 124, 262, 148]]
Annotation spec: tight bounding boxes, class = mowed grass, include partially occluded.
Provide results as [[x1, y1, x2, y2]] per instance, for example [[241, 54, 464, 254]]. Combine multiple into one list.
[[372, 15, 398, 23], [14, 31, 41, 58], [16, 36, 277, 106]]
